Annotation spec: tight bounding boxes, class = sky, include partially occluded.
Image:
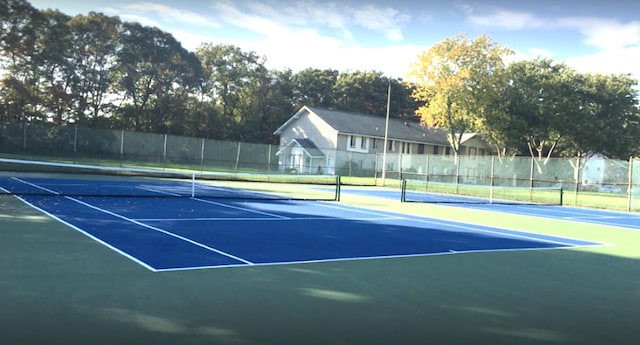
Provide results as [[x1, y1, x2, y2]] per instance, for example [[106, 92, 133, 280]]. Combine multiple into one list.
[[28, 0, 640, 81]]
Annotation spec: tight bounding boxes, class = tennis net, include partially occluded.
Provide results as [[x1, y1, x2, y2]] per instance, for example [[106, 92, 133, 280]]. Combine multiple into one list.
[[0, 158, 341, 201], [400, 179, 563, 205]]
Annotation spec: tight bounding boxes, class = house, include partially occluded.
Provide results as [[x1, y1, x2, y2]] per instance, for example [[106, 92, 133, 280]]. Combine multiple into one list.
[[273, 106, 493, 175], [581, 153, 628, 188]]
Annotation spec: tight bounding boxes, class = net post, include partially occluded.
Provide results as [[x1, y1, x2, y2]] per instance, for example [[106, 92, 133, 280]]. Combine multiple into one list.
[[401, 179, 406, 202], [559, 186, 563, 206], [335, 175, 341, 201]]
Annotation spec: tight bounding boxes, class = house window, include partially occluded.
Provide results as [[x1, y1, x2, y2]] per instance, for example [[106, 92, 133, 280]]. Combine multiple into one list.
[[417, 144, 425, 154], [469, 147, 477, 159], [372, 138, 377, 149], [387, 140, 395, 151], [445, 146, 451, 155], [433, 146, 439, 154], [401, 142, 410, 154], [346, 135, 368, 153]]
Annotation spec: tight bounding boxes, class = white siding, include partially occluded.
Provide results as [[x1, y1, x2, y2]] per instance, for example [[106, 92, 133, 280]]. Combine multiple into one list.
[[279, 110, 337, 150]]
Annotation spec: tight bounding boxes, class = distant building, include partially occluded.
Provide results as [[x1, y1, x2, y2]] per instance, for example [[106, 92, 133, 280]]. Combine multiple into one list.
[[273, 106, 493, 175]]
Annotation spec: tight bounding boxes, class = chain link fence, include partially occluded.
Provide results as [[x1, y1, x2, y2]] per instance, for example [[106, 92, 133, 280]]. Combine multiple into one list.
[[1, 122, 638, 211]]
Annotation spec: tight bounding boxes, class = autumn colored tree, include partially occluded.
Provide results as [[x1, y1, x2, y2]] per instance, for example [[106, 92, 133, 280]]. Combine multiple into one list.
[[408, 34, 513, 156]]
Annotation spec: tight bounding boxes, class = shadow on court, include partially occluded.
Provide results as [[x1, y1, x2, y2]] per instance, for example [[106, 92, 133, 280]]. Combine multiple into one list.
[[1, 195, 639, 345]]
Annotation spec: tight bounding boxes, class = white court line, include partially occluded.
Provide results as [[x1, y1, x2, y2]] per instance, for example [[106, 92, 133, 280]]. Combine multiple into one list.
[[68, 198, 255, 266], [156, 245, 588, 272], [314, 202, 605, 247], [192, 198, 292, 219], [10, 177, 255, 268], [140, 186, 291, 219], [134, 216, 403, 222], [4, 183, 156, 271], [5, 178, 604, 273]]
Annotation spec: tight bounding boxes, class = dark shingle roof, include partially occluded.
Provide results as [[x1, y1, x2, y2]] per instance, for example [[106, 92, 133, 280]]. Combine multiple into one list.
[[291, 138, 324, 157], [306, 106, 450, 145], [275, 138, 325, 158]]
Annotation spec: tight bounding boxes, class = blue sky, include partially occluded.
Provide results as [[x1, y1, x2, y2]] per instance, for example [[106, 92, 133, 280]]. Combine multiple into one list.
[[29, 0, 640, 81]]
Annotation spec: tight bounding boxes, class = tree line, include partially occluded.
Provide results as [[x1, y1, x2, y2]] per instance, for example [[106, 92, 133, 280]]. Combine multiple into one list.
[[2, 0, 639, 159], [0, 0, 415, 144], [410, 34, 640, 161]]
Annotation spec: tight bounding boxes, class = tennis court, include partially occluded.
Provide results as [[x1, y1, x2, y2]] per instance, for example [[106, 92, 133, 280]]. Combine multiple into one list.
[[2, 159, 640, 345], [1, 173, 599, 272], [342, 185, 640, 230]]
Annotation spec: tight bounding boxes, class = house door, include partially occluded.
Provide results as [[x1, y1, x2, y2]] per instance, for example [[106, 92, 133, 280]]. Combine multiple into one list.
[[290, 147, 303, 172], [326, 156, 334, 175]]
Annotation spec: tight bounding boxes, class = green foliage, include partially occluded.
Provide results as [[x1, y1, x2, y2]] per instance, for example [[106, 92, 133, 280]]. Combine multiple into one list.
[[409, 34, 513, 155], [496, 59, 640, 160]]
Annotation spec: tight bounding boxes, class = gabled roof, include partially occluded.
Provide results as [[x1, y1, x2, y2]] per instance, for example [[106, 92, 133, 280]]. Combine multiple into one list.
[[274, 106, 451, 146], [275, 138, 325, 158]]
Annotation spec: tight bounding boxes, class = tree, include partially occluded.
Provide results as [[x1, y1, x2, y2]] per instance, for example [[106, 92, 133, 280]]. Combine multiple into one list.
[[114, 22, 203, 133], [0, 0, 45, 122], [334, 71, 388, 115], [563, 73, 640, 159], [243, 69, 296, 144], [408, 34, 512, 156], [66, 12, 122, 124], [33, 9, 75, 125], [494, 59, 565, 159], [196, 43, 268, 140], [290, 68, 338, 109]]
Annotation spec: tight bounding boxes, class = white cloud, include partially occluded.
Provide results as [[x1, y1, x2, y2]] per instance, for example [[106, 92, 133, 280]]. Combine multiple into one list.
[[465, 7, 640, 81], [467, 9, 544, 30], [98, 1, 416, 76], [122, 2, 220, 28], [213, 0, 409, 42], [352, 5, 410, 41], [261, 42, 423, 78], [466, 7, 640, 50], [558, 18, 640, 50], [211, 1, 291, 37], [528, 48, 554, 58], [199, 1, 416, 76], [113, 13, 162, 28], [563, 46, 640, 79]]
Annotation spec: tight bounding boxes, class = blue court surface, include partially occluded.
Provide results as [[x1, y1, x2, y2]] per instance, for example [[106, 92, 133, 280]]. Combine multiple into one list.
[[2, 176, 602, 272]]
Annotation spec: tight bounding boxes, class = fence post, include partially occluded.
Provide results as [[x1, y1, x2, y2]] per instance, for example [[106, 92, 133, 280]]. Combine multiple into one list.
[[267, 144, 272, 173], [119, 130, 125, 164], [574, 155, 581, 206], [234, 142, 241, 171], [455, 154, 460, 193], [374, 152, 379, 184], [529, 156, 534, 188], [73, 125, 78, 153], [628, 157, 633, 212], [200, 138, 205, 172], [349, 151, 352, 177], [425, 154, 430, 182], [489, 156, 495, 203], [162, 134, 168, 167], [23, 123, 27, 149]]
